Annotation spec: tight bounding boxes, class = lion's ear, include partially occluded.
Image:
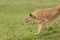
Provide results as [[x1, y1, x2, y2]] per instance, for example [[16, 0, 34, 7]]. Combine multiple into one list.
[[29, 13, 32, 16]]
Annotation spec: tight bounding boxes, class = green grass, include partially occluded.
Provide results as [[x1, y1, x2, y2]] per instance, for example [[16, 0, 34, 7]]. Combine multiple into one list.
[[0, 0, 60, 40]]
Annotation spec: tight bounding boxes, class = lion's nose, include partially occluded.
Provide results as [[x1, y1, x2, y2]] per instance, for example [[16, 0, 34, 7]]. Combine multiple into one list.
[[24, 19, 29, 23]]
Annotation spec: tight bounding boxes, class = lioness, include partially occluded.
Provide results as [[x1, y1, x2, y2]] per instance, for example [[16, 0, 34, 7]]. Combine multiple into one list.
[[24, 5, 60, 35]]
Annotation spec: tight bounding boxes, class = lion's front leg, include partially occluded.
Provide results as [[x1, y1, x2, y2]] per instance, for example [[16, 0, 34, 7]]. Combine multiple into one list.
[[35, 18, 48, 35]]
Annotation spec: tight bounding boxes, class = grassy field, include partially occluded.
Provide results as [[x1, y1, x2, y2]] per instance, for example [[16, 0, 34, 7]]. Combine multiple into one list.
[[0, 0, 60, 40]]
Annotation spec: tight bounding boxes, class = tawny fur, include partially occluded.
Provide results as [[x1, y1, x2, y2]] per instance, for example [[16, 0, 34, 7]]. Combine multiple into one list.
[[24, 5, 60, 35], [31, 5, 60, 21]]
